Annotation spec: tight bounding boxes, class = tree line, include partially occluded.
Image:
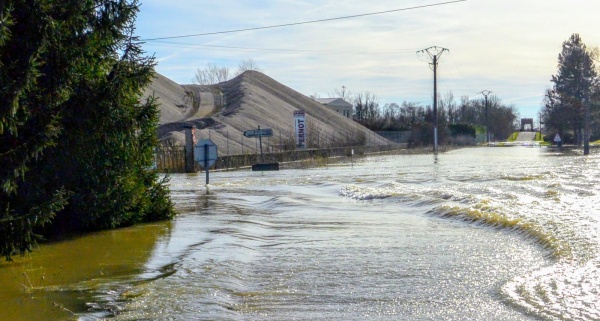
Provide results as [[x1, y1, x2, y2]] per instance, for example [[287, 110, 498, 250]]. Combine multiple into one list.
[[344, 90, 518, 145], [0, 0, 174, 260], [541, 33, 600, 145], [198, 60, 520, 145]]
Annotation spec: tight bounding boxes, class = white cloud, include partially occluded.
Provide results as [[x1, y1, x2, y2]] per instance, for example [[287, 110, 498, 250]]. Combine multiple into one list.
[[138, 0, 600, 118]]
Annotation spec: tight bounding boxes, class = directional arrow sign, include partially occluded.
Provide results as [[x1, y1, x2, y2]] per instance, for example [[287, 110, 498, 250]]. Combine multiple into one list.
[[243, 128, 273, 138]]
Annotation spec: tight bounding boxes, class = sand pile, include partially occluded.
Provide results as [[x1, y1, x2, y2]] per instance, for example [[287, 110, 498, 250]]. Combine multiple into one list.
[[144, 70, 391, 155]]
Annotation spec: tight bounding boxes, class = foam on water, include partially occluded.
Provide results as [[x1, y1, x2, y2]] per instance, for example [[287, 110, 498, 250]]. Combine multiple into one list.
[[337, 148, 600, 320]]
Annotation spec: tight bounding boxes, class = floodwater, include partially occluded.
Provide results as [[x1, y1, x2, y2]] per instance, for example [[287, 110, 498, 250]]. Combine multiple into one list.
[[1, 146, 599, 320]]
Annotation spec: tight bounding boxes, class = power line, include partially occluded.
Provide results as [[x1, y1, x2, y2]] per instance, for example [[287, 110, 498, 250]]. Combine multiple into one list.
[[146, 41, 419, 55], [142, 0, 468, 41]]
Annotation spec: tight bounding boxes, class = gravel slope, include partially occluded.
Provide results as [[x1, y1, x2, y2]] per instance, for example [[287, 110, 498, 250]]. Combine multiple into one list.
[[145, 70, 392, 155]]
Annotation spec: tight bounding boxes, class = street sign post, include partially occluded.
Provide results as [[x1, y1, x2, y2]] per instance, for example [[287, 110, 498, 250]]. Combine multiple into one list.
[[194, 139, 218, 184], [244, 126, 273, 162], [554, 134, 562, 148], [243, 128, 273, 138], [243, 126, 279, 171]]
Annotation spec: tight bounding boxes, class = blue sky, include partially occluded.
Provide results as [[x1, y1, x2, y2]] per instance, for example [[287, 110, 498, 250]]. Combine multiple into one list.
[[135, 0, 600, 120]]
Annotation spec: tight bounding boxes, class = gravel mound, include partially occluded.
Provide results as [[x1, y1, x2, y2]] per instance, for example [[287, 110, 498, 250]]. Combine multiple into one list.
[[145, 70, 391, 155]]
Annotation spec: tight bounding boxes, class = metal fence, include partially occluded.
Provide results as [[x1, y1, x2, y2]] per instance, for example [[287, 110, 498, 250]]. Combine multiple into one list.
[[373, 131, 412, 144], [155, 127, 411, 173], [154, 144, 407, 173], [155, 146, 185, 173]]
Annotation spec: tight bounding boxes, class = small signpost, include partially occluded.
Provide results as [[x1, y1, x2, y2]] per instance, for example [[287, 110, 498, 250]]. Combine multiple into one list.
[[244, 126, 279, 171], [194, 139, 218, 184], [554, 133, 562, 148]]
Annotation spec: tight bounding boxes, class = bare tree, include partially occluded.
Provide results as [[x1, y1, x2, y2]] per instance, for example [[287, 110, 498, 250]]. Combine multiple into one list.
[[353, 91, 379, 127], [235, 58, 261, 76], [328, 85, 353, 102], [440, 91, 456, 124], [193, 63, 230, 85]]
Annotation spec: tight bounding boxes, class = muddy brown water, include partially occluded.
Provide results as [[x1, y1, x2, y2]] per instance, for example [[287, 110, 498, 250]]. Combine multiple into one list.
[[0, 222, 171, 320]]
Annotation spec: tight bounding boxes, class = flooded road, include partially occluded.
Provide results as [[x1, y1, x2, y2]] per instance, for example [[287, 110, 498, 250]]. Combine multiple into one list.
[[1, 146, 599, 320], [0, 222, 170, 320]]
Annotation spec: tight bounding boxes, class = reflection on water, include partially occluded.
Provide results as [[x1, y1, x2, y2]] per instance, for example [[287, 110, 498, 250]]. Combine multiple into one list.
[[0, 222, 171, 321], [1, 146, 599, 320]]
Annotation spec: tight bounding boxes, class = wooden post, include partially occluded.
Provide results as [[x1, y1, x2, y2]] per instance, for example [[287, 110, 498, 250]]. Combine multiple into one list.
[[185, 125, 196, 173]]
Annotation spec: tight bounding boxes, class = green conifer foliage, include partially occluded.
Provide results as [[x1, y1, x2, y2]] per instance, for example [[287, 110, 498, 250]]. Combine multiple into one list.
[[543, 33, 599, 142], [0, 0, 174, 260]]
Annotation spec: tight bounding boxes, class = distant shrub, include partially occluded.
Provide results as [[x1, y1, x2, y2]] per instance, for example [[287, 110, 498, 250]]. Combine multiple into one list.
[[448, 124, 476, 138]]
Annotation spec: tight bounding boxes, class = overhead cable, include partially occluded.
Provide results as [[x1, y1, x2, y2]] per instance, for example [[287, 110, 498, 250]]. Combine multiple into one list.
[[142, 0, 468, 41]]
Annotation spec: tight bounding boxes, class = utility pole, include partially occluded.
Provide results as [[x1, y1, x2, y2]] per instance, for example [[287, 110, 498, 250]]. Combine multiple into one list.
[[539, 112, 543, 143], [417, 46, 449, 154], [584, 92, 590, 155], [478, 90, 492, 145], [584, 53, 590, 155]]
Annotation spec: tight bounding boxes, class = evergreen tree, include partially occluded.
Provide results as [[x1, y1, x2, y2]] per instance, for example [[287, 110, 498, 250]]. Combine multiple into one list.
[[0, 0, 174, 260], [544, 33, 598, 143], [542, 88, 568, 139]]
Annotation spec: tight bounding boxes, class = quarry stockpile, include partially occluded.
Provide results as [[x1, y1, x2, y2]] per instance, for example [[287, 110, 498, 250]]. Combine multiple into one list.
[[144, 70, 392, 155]]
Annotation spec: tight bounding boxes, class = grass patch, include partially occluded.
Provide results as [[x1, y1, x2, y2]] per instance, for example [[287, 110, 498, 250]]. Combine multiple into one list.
[[535, 132, 545, 142]]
